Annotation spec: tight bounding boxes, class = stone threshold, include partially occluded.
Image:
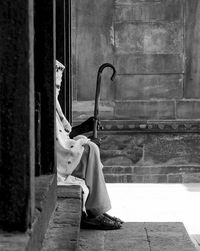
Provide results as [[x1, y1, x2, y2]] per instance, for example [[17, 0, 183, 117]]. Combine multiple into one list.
[[103, 165, 200, 183], [79, 222, 197, 251], [41, 185, 82, 251], [0, 174, 57, 251]]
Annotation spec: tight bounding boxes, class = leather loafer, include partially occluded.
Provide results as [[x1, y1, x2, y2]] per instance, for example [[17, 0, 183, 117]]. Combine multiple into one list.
[[103, 213, 124, 224]]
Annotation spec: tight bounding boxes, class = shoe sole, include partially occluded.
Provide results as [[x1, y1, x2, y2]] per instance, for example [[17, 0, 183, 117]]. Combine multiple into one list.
[[81, 222, 121, 231]]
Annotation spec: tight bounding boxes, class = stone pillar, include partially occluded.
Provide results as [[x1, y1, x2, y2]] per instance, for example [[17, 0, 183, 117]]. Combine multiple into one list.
[[0, 0, 35, 231], [34, 0, 56, 174], [56, 0, 72, 122], [184, 0, 200, 99]]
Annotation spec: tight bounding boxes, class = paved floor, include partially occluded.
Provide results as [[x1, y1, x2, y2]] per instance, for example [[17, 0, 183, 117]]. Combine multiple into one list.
[[79, 222, 196, 251], [106, 183, 200, 250]]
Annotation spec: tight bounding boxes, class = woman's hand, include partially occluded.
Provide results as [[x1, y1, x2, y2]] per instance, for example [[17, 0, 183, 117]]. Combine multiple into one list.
[[62, 118, 72, 133], [89, 136, 101, 148], [78, 137, 90, 146]]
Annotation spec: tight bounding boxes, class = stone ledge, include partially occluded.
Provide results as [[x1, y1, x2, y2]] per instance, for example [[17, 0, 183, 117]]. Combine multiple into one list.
[[103, 165, 200, 175], [104, 172, 200, 183], [57, 185, 82, 199], [42, 185, 82, 251], [103, 165, 200, 183], [73, 120, 200, 132], [0, 174, 57, 251]]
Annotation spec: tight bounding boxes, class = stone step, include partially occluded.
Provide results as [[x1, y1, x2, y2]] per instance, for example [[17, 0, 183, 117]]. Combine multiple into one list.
[[79, 222, 197, 251], [41, 185, 82, 251], [103, 165, 200, 183]]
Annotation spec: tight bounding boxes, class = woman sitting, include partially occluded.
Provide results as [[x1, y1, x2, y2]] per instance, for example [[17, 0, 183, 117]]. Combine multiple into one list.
[[56, 60, 123, 230]]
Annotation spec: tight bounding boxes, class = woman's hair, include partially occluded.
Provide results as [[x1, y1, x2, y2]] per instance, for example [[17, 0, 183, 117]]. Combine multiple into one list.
[[56, 60, 65, 73]]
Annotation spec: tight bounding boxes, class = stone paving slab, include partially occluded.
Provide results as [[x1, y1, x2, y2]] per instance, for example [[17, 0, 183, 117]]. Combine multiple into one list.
[[79, 222, 197, 251]]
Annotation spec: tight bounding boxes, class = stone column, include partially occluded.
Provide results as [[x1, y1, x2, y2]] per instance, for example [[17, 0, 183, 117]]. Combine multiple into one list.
[[34, 0, 56, 174], [0, 0, 35, 231], [56, 0, 72, 122]]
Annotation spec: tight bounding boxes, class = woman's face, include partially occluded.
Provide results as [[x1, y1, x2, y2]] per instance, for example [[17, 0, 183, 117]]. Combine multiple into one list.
[[56, 70, 63, 98]]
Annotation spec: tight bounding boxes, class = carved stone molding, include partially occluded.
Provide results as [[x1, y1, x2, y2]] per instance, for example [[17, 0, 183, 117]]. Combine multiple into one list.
[[100, 120, 200, 133]]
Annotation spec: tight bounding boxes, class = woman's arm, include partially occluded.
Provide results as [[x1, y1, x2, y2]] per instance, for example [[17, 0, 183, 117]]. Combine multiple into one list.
[[56, 99, 72, 133], [69, 117, 95, 138]]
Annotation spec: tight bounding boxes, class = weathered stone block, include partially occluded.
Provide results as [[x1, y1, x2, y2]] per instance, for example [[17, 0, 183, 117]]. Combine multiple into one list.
[[116, 74, 183, 100], [101, 132, 200, 183], [104, 224, 149, 250], [114, 101, 175, 120], [145, 222, 196, 251], [115, 0, 183, 22], [103, 166, 134, 174], [134, 166, 151, 175], [103, 165, 200, 178], [116, 0, 162, 4], [101, 134, 143, 165], [150, 166, 200, 175], [105, 174, 144, 183], [72, 101, 115, 120], [115, 54, 183, 74], [79, 231, 105, 251], [57, 198, 81, 212], [105, 174, 129, 183], [72, 0, 114, 101], [74, 0, 114, 28], [143, 134, 200, 166], [167, 174, 183, 183], [126, 175, 144, 183], [101, 133, 200, 168], [143, 174, 167, 183], [176, 101, 200, 119], [57, 185, 82, 199], [101, 149, 143, 166], [183, 173, 200, 183], [115, 22, 183, 54], [115, 6, 133, 22], [42, 186, 82, 251], [74, 27, 113, 100], [101, 134, 145, 150], [102, 155, 136, 166]]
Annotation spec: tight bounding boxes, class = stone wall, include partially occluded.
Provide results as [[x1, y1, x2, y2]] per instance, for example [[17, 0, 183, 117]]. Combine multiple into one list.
[[72, 0, 200, 182], [72, 0, 200, 124], [101, 132, 200, 183]]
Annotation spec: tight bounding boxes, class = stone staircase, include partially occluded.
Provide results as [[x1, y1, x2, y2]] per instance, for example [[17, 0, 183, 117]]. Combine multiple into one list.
[[100, 132, 200, 183]]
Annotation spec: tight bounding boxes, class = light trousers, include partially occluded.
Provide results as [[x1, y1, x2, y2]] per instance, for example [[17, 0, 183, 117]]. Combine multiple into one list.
[[72, 141, 111, 216]]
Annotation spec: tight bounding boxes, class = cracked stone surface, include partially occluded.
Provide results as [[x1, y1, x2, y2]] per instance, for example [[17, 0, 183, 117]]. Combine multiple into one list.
[[79, 222, 196, 251]]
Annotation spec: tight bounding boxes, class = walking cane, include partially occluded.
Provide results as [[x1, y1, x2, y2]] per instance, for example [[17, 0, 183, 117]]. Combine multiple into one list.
[[93, 63, 116, 139]]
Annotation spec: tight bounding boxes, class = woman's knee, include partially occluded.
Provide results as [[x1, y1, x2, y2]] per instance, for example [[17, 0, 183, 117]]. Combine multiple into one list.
[[87, 140, 99, 152]]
